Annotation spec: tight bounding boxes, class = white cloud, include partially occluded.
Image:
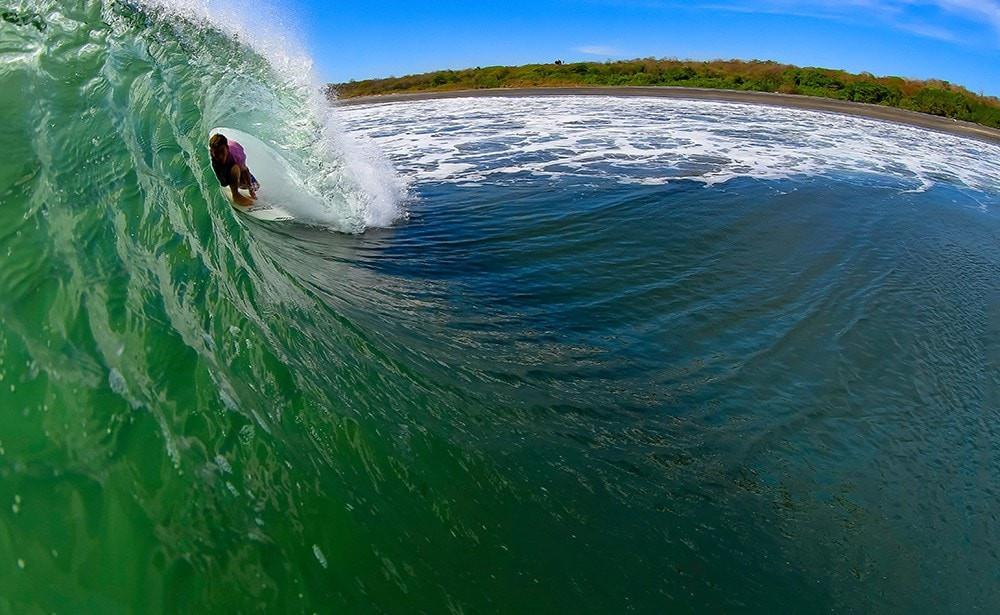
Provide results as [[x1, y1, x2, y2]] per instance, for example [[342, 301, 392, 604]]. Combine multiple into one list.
[[722, 0, 1000, 38], [596, 0, 1000, 43], [893, 19, 959, 40], [932, 0, 1000, 33], [576, 45, 625, 56]]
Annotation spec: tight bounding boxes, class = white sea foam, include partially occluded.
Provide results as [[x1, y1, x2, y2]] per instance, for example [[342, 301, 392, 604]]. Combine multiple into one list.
[[338, 97, 1000, 194]]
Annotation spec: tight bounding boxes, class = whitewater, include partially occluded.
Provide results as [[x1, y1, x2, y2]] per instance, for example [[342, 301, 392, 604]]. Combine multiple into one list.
[[2, 0, 1000, 612]]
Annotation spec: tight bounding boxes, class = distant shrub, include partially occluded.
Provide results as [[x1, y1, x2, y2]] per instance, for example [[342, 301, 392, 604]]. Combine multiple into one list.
[[907, 88, 973, 118], [972, 105, 1000, 128], [844, 82, 900, 105], [791, 68, 844, 90], [666, 66, 696, 81]]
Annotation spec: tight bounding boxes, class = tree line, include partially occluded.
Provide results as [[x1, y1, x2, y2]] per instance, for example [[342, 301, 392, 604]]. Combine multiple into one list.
[[331, 59, 1000, 129]]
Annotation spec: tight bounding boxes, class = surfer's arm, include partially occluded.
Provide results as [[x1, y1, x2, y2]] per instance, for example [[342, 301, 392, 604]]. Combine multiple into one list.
[[243, 166, 257, 199]]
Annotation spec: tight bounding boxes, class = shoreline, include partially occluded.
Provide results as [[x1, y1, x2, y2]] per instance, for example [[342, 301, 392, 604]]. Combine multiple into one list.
[[335, 86, 1000, 146]]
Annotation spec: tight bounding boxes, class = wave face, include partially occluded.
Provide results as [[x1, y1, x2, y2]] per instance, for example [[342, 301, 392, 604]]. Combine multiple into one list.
[[3, 5, 1000, 611]]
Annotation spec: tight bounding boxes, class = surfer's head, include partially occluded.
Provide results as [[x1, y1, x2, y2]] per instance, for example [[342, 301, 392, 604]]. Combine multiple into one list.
[[209, 133, 229, 162]]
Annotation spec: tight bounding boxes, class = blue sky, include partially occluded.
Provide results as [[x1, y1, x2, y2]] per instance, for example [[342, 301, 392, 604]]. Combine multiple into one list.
[[291, 0, 1000, 95]]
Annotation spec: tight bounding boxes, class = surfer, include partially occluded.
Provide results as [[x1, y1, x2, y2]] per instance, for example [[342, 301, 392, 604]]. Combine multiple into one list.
[[210, 133, 260, 207]]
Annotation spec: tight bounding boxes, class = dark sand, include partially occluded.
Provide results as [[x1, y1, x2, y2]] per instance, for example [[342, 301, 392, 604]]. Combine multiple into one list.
[[335, 86, 1000, 146]]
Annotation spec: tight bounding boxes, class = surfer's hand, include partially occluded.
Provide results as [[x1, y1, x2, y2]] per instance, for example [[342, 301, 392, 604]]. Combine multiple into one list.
[[249, 189, 257, 200], [235, 194, 254, 207]]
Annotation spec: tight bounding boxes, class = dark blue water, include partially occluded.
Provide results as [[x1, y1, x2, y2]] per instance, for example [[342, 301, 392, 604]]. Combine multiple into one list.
[[325, 95, 1000, 607]]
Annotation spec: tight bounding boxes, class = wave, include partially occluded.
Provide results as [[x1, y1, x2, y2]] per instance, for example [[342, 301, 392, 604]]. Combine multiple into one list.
[[0, 4, 416, 606], [3, 0, 405, 232]]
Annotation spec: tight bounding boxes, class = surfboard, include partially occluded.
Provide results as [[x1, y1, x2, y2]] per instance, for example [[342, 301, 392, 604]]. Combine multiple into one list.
[[221, 186, 295, 221], [210, 127, 313, 223]]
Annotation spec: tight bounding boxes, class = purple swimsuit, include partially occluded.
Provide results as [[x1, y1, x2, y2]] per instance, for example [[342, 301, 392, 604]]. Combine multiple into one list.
[[228, 141, 247, 167]]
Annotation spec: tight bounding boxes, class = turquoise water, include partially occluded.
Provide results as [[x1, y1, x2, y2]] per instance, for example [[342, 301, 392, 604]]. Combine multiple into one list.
[[3, 1, 1000, 612]]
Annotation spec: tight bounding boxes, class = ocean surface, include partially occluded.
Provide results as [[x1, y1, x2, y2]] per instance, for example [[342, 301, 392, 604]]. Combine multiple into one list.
[[3, 1, 1000, 612]]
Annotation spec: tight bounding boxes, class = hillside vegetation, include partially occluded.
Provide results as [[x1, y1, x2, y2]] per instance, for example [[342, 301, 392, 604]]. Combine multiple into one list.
[[331, 59, 1000, 129]]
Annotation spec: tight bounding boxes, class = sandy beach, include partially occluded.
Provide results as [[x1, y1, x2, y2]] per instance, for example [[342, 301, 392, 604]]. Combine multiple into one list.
[[336, 86, 1000, 146]]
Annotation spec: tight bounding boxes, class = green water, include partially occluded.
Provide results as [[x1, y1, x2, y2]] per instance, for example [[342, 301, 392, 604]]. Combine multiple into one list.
[[2, 1, 1000, 612]]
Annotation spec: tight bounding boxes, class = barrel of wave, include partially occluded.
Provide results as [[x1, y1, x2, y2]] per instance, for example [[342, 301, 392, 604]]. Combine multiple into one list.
[[210, 127, 328, 223]]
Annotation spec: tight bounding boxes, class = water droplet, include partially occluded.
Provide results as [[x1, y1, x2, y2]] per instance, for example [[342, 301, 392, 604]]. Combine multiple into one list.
[[239, 424, 254, 444], [214, 455, 232, 473], [312, 545, 328, 569], [108, 368, 127, 396]]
